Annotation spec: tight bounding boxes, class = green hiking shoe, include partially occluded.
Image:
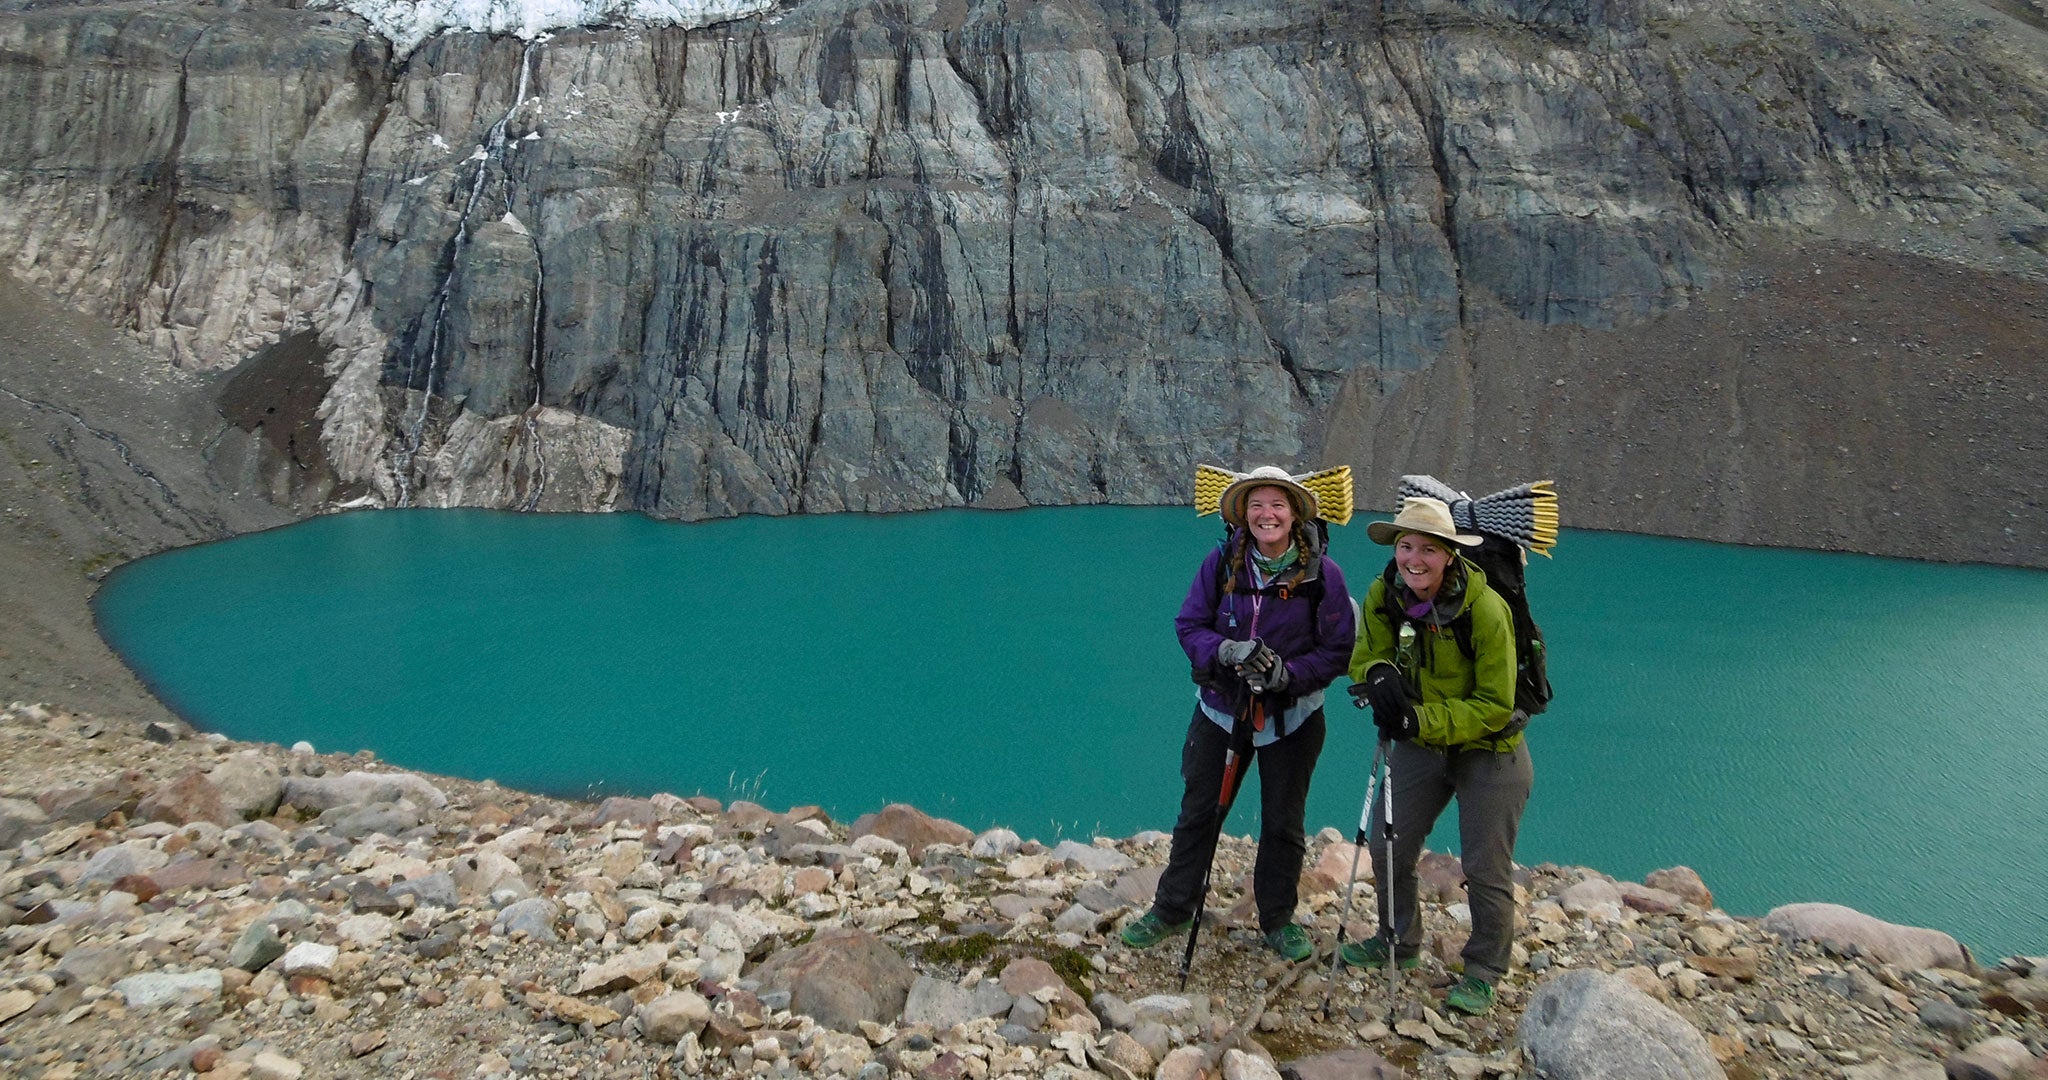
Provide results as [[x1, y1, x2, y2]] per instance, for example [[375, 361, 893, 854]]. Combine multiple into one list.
[[1338, 937, 1420, 970], [1119, 912, 1190, 950], [1445, 975, 1496, 1016], [1263, 923, 1314, 962]]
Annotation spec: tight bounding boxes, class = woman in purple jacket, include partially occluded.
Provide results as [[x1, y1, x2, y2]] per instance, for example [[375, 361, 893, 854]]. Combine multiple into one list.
[[1120, 465, 1356, 962]]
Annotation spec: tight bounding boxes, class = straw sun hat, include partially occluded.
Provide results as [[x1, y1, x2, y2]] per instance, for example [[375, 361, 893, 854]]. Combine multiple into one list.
[[1366, 496, 1483, 548]]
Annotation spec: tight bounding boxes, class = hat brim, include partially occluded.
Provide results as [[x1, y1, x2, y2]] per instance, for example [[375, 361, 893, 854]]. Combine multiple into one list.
[[1219, 478, 1317, 527], [1367, 521, 1483, 547]]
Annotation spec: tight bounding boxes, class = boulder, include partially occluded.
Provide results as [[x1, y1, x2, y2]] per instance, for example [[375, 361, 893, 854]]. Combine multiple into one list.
[[1225, 1049, 1285, 1080], [1558, 877, 1624, 922], [1945, 1038, 2035, 1080], [1918, 998, 1978, 1037], [573, 944, 668, 994], [1157, 1046, 1211, 1080], [78, 841, 170, 885], [1128, 994, 1196, 1026], [136, 771, 232, 826], [636, 990, 712, 1043], [902, 975, 1013, 1031], [0, 989, 35, 1024], [249, 1051, 304, 1080], [1644, 866, 1714, 907], [449, 851, 525, 898], [113, 970, 224, 1009], [1052, 904, 1102, 934], [281, 772, 448, 812], [1091, 992, 1138, 1031], [55, 946, 131, 986], [319, 801, 423, 839], [1001, 956, 1089, 1016], [207, 752, 284, 820], [1073, 881, 1125, 915], [749, 927, 916, 1032], [1111, 865, 1164, 906], [1617, 882, 1687, 914], [849, 804, 974, 858], [0, 797, 51, 849], [230, 922, 287, 972], [1762, 904, 1969, 970], [1517, 969, 1726, 1080], [39, 773, 146, 824], [389, 871, 459, 909], [1312, 843, 1370, 886], [594, 797, 658, 827], [1416, 851, 1466, 903], [971, 829, 1022, 858], [278, 943, 338, 979], [1280, 1047, 1407, 1079], [1048, 839, 1134, 874], [494, 898, 561, 943], [1096, 1031, 1155, 1077], [336, 914, 395, 947], [528, 991, 620, 1027]]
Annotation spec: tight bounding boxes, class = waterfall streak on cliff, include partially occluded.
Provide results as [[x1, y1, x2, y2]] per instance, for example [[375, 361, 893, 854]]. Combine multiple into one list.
[[395, 41, 540, 507], [520, 233, 548, 513]]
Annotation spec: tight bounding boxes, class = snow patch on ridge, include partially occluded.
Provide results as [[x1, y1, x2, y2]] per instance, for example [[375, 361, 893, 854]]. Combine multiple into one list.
[[323, 0, 778, 54]]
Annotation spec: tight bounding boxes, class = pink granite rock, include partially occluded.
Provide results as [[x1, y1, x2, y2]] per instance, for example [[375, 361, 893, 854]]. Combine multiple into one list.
[[848, 803, 973, 858], [1762, 904, 1967, 970], [1644, 866, 1714, 908]]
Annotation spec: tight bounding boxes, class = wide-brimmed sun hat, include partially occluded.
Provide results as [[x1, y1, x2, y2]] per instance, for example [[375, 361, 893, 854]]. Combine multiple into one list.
[[1195, 464, 1355, 528], [1366, 496, 1484, 548]]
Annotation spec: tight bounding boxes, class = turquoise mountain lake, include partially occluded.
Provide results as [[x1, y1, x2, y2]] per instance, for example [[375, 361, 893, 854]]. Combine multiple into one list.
[[93, 507, 2048, 959]]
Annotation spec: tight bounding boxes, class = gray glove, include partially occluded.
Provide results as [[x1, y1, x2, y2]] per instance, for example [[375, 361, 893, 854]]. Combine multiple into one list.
[[1243, 644, 1291, 695], [1216, 638, 1262, 669]]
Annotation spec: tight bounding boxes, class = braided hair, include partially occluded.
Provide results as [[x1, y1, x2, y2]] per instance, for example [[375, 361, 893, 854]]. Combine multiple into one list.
[[1222, 500, 1319, 596]]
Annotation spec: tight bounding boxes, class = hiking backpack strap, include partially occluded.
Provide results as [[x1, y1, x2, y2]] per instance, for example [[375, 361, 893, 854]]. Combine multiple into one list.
[[1216, 525, 1328, 647]]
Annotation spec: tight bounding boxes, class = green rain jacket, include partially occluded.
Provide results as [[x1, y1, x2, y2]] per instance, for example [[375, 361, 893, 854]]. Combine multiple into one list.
[[1349, 555, 1522, 752]]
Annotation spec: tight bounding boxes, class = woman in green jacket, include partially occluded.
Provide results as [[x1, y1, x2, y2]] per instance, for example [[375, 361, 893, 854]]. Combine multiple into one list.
[[1342, 496, 1532, 1016]]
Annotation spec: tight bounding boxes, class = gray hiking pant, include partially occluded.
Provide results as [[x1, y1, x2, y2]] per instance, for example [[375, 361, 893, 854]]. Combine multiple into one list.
[[1368, 739, 1533, 984]]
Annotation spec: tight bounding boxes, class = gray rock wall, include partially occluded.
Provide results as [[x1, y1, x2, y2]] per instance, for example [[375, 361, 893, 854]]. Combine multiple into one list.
[[1, 0, 2043, 557]]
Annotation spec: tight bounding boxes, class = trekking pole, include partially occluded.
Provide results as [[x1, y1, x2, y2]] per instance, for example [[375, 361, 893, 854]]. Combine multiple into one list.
[[1379, 736, 1400, 1024], [1320, 738, 1385, 1013], [1177, 700, 1259, 991], [1382, 624, 1415, 1023]]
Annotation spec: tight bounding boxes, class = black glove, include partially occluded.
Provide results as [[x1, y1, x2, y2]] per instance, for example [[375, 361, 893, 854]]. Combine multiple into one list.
[[1243, 644, 1290, 695], [1359, 661, 1419, 741]]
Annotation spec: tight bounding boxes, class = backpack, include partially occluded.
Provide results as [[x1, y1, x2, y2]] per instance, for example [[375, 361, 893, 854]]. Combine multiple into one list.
[[1378, 531, 1551, 726]]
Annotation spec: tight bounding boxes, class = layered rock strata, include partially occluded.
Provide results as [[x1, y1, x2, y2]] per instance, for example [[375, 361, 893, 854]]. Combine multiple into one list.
[[1, 0, 2044, 562], [2, 700, 2044, 1079]]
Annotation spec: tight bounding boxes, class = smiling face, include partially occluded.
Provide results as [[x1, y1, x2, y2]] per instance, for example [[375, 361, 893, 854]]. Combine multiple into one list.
[[1243, 485, 1298, 558], [1394, 531, 1454, 600]]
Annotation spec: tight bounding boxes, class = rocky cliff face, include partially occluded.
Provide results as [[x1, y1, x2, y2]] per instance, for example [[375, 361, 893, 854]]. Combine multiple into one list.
[[1, 0, 2043, 561]]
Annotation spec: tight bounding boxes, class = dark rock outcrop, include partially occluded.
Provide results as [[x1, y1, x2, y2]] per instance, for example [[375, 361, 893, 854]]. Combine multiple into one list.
[[0, 0, 2043, 564]]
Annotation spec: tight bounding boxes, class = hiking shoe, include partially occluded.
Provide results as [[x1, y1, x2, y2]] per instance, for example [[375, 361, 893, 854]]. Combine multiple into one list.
[[1338, 937, 1420, 970], [1263, 923, 1314, 962], [1119, 912, 1190, 950], [1445, 975, 1496, 1016]]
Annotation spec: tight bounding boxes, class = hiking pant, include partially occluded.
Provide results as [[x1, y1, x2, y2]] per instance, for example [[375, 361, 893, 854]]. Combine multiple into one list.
[[1152, 707, 1326, 936], [1368, 739, 1533, 984]]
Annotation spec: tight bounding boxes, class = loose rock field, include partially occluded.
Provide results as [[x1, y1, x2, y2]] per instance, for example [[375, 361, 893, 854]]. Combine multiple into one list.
[[1, 702, 2042, 1080]]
